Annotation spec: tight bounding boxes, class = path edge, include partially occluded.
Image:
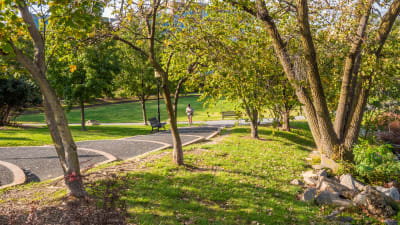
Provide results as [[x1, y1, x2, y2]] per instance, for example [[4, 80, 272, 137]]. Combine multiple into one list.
[[0, 160, 26, 189]]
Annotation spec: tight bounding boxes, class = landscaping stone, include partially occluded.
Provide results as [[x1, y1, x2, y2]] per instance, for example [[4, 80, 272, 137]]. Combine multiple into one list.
[[340, 174, 357, 191], [315, 191, 353, 206], [302, 170, 318, 179], [353, 192, 367, 206], [375, 186, 400, 201], [354, 180, 366, 191], [301, 187, 316, 202], [317, 176, 350, 194], [384, 219, 398, 225], [290, 179, 304, 186], [317, 169, 327, 177], [304, 177, 318, 186], [362, 186, 396, 217]]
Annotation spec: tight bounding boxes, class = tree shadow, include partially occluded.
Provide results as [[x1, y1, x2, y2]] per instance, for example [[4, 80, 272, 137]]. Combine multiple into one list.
[[232, 127, 315, 149]]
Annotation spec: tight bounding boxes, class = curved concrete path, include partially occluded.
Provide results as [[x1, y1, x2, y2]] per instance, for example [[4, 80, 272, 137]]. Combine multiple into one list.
[[0, 126, 221, 188]]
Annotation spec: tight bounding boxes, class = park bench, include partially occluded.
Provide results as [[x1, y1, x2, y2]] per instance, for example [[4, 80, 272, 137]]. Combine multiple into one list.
[[149, 117, 166, 132], [221, 111, 239, 120]]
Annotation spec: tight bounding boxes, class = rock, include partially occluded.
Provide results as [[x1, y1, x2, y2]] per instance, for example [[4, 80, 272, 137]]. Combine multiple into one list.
[[363, 186, 396, 217], [353, 192, 367, 206], [341, 190, 358, 200], [290, 179, 304, 186], [337, 216, 353, 223], [86, 119, 100, 126], [302, 170, 318, 179], [317, 176, 350, 194], [304, 177, 318, 186], [301, 187, 316, 202], [375, 186, 400, 201], [317, 169, 327, 177], [315, 191, 353, 206], [384, 219, 398, 225], [354, 180, 366, 191], [340, 174, 357, 191]]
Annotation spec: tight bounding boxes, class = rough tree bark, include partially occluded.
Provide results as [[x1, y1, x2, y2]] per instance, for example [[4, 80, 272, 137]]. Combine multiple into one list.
[[227, 0, 400, 163], [282, 108, 291, 131], [10, 2, 86, 197]]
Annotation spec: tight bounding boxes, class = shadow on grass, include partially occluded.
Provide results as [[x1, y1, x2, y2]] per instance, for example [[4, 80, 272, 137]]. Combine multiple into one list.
[[232, 127, 315, 150], [113, 172, 319, 224], [0, 137, 32, 141]]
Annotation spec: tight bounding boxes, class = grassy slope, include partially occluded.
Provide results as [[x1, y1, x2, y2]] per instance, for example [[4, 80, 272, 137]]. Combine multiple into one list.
[[17, 96, 236, 123], [0, 125, 151, 147], [90, 123, 329, 224]]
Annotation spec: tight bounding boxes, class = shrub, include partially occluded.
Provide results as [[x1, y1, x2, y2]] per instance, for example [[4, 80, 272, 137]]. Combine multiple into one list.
[[353, 142, 400, 183], [0, 77, 42, 126]]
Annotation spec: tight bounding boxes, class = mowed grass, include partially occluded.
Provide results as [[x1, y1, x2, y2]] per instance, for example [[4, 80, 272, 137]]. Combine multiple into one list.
[[0, 125, 151, 147], [17, 96, 236, 123], [88, 122, 328, 224]]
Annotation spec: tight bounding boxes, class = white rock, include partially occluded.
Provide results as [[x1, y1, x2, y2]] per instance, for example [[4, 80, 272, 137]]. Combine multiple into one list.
[[302, 170, 318, 179], [375, 186, 400, 201], [317, 176, 349, 193], [340, 174, 357, 191], [353, 192, 367, 206]]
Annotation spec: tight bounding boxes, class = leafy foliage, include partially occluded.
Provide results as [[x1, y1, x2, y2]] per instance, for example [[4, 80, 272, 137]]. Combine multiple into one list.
[[0, 76, 42, 126], [353, 142, 400, 183]]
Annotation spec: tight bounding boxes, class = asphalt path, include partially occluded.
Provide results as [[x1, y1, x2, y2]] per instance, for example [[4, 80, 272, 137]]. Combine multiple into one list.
[[0, 126, 221, 187]]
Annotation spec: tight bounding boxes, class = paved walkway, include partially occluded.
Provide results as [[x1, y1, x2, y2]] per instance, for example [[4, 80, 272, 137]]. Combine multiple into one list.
[[0, 126, 221, 188], [23, 116, 306, 127]]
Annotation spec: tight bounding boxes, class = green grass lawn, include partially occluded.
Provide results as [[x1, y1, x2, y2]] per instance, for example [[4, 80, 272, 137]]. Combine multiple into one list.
[[0, 125, 151, 147], [88, 123, 329, 224], [17, 96, 236, 124]]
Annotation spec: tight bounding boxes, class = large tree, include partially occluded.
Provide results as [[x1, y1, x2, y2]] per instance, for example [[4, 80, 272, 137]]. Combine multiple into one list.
[[226, 0, 400, 165], [0, 0, 104, 196], [110, 0, 196, 165], [50, 40, 120, 131]]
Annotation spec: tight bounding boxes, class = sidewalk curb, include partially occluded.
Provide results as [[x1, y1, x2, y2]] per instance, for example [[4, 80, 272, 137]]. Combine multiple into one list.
[[0, 160, 26, 189]]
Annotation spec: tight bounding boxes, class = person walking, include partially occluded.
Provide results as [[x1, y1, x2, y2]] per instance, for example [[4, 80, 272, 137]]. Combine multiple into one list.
[[186, 104, 193, 126]]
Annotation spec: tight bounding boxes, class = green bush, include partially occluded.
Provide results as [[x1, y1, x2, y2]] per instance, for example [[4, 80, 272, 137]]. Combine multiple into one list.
[[353, 142, 400, 183]]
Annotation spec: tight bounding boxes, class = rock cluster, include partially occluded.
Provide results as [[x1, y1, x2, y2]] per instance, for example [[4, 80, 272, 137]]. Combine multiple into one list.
[[292, 170, 400, 221]]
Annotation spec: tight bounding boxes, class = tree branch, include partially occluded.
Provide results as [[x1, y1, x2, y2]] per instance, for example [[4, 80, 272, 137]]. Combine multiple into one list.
[[375, 0, 400, 56], [113, 35, 149, 59]]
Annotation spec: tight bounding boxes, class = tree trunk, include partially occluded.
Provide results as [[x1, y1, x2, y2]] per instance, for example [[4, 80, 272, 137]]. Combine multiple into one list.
[[161, 79, 184, 165], [282, 108, 291, 131], [334, 0, 373, 141], [250, 110, 259, 138], [80, 100, 87, 131], [140, 99, 148, 125], [11, 2, 86, 197], [245, 106, 259, 139]]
